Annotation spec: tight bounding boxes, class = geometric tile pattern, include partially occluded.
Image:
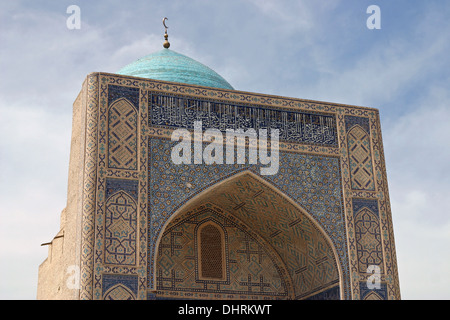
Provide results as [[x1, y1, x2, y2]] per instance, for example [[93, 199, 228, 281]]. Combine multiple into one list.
[[102, 274, 138, 300], [108, 84, 140, 111], [353, 199, 383, 273], [74, 73, 400, 300], [106, 178, 139, 201], [345, 115, 371, 135], [80, 75, 99, 300], [104, 179, 138, 266], [153, 170, 342, 300], [148, 138, 348, 298], [156, 208, 290, 299], [103, 285, 135, 300], [359, 281, 387, 300], [108, 98, 138, 170], [305, 285, 341, 300], [201, 176, 342, 300], [347, 125, 375, 191]]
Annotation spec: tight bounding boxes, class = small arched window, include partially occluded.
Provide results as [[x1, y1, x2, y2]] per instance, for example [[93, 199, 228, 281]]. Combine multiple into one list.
[[198, 222, 225, 280]]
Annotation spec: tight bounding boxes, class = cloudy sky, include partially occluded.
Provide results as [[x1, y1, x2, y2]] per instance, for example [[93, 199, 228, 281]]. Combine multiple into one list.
[[0, 0, 449, 300]]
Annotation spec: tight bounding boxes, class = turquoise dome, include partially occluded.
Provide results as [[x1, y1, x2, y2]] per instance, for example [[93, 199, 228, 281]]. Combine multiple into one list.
[[117, 48, 234, 90]]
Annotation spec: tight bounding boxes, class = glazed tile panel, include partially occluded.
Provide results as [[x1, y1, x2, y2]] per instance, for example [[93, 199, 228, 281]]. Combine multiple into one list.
[[148, 138, 349, 299], [78, 74, 400, 300], [150, 93, 338, 146]]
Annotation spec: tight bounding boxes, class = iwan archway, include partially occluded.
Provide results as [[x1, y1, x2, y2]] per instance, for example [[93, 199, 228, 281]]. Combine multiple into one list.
[[38, 69, 400, 300], [154, 171, 343, 300]]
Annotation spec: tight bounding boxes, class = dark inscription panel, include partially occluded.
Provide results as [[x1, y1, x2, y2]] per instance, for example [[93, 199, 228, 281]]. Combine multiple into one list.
[[149, 93, 338, 146]]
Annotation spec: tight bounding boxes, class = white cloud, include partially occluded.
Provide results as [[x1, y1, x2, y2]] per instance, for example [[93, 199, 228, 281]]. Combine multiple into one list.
[[384, 88, 450, 299], [304, 30, 449, 107], [0, 103, 69, 299], [246, 0, 315, 31], [393, 194, 450, 299]]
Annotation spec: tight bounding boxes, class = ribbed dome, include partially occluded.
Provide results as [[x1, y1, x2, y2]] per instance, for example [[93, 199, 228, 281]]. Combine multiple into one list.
[[117, 48, 234, 90]]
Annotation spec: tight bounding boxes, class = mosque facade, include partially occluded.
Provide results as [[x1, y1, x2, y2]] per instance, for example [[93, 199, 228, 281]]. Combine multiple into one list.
[[37, 29, 400, 300]]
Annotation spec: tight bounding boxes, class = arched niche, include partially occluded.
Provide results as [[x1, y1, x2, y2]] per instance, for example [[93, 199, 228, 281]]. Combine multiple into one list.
[[154, 170, 343, 300], [107, 97, 138, 170]]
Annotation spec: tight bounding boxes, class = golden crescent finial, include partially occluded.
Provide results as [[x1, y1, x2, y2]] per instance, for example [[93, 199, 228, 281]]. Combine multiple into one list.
[[162, 17, 170, 48]]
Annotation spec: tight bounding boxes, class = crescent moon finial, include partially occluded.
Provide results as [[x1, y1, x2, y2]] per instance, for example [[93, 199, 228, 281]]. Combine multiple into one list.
[[162, 17, 170, 49]]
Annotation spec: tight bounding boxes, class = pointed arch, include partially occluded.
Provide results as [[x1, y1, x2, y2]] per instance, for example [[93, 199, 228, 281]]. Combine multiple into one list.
[[196, 220, 227, 281], [103, 284, 135, 300], [154, 170, 343, 300], [363, 291, 383, 300]]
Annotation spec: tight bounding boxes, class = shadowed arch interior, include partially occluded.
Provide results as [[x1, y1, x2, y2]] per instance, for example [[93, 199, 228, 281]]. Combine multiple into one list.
[[155, 171, 342, 300]]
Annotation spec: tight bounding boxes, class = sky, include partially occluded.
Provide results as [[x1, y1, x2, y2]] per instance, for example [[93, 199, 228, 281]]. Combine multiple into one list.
[[0, 0, 449, 300]]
